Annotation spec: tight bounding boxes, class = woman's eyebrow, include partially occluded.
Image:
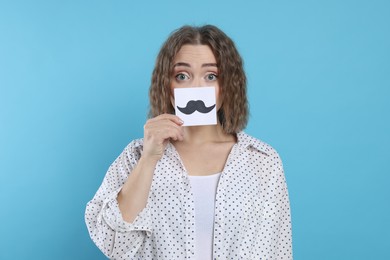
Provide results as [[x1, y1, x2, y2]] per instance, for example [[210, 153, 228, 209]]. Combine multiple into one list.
[[173, 62, 218, 68], [202, 63, 218, 68], [173, 62, 191, 68]]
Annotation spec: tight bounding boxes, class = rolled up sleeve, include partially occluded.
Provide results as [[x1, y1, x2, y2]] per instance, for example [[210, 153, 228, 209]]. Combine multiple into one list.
[[85, 140, 151, 259]]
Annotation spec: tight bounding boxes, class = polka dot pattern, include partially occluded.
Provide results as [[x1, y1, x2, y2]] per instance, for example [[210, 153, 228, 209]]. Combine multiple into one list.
[[85, 132, 292, 259]]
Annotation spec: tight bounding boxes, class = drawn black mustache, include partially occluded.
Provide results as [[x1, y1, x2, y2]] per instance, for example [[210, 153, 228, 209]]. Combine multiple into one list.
[[177, 100, 216, 115]]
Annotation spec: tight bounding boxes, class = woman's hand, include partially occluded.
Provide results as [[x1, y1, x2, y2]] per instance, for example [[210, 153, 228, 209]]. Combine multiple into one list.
[[142, 114, 184, 162]]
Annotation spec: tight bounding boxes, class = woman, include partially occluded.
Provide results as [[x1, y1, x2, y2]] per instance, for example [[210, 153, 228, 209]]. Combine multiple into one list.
[[85, 25, 292, 259]]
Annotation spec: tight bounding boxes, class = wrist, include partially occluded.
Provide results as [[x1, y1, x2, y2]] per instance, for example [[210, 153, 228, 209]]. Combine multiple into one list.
[[139, 153, 160, 167]]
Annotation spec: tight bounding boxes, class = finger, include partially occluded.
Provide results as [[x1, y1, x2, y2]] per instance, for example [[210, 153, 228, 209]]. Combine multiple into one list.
[[144, 120, 184, 141], [152, 114, 184, 126], [148, 123, 184, 141], [145, 117, 184, 136]]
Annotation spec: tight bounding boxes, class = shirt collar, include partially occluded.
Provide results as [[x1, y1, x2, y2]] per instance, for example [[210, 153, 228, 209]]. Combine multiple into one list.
[[236, 131, 271, 156]]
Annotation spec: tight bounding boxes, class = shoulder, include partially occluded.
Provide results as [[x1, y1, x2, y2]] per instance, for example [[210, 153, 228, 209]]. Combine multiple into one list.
[[124, 138, 144, 151], [120, 138, 144, 161], [237, 132, 285, 180]]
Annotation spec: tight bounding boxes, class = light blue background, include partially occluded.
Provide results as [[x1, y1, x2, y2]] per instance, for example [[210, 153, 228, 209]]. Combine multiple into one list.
[[1, 0, 389, 259]]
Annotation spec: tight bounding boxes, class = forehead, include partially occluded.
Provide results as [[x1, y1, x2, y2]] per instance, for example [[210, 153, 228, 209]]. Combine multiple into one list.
[[173, 44, 216, 64]]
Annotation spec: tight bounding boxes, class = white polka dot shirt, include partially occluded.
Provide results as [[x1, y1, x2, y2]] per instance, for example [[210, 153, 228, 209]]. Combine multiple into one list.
[[85, 132, 292, 259]]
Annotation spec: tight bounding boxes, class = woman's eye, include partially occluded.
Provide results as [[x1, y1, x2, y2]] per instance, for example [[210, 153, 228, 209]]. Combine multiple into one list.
[[175, 73, 189, 81], [206, 74, 218, 81]]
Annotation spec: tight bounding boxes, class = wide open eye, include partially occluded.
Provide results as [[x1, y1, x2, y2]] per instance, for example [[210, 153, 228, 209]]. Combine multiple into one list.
[[206, 73, 218, 81], [175, 73, 189, 81]]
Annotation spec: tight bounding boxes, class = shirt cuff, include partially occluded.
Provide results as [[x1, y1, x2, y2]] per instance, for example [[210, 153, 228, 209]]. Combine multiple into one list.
[[100, 188, 152, 236]]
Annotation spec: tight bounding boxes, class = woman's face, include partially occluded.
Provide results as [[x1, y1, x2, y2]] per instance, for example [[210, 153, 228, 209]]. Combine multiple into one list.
[[170, 44, 221, 110]]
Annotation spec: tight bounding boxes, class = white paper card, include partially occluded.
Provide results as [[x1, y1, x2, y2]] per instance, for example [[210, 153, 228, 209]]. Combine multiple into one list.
[[174, 87, 217, 126]]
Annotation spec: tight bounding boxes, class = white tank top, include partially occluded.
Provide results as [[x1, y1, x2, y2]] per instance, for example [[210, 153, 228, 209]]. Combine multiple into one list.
[[188, 173, 222, 260]]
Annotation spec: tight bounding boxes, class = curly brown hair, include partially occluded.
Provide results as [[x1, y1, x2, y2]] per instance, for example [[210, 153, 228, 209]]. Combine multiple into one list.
[[149, 25, 248, 134]]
